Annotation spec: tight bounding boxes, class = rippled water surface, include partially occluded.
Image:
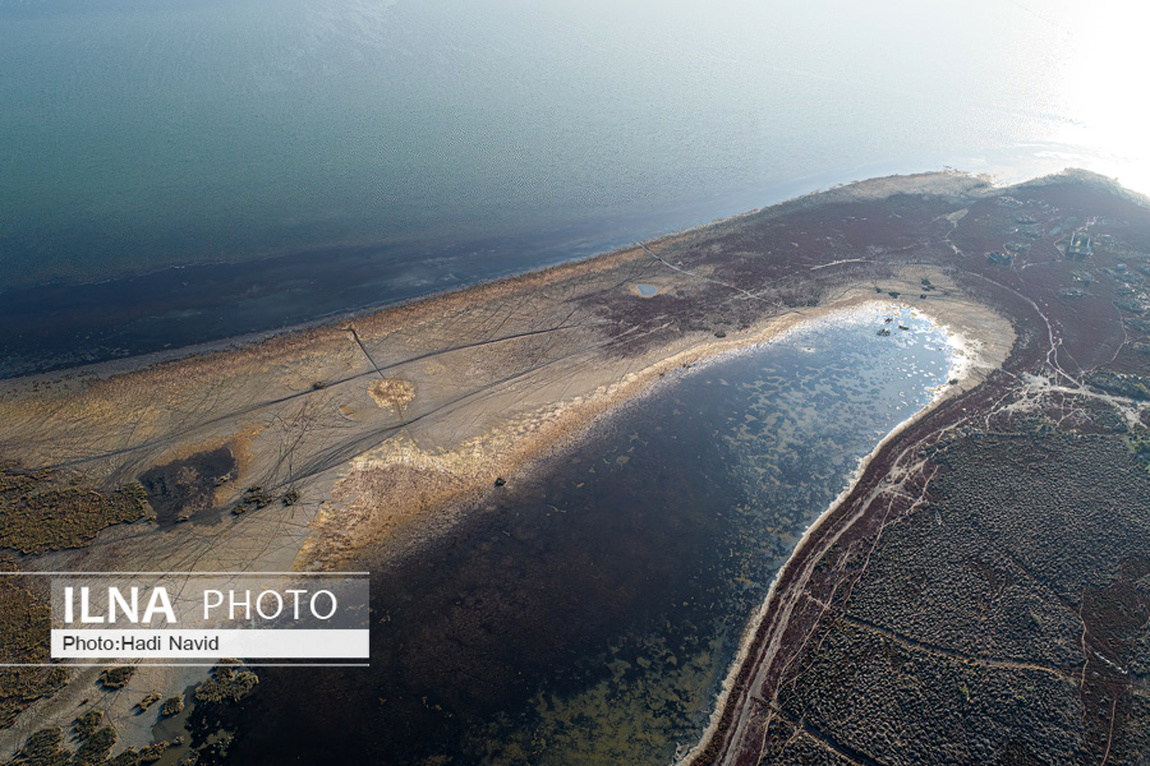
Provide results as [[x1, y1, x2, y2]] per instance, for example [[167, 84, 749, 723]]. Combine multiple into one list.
[[224, 306, 954, 764], [0, 0, 1139, 374]]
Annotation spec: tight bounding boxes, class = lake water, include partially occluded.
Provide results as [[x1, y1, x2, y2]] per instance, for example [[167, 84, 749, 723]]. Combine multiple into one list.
[[0, 0, 1143, 375], [219, 305, 954, 765]]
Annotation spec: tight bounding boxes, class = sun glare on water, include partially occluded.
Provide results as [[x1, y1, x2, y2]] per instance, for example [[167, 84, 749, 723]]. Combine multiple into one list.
[[1047, 2, 1150, 195]]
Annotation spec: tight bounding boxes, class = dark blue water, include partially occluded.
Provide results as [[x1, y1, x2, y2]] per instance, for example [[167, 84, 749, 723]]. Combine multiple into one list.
[[0, 0, 1130, 376], [0, 228, 622, 378], [217, 306, 953, 765]]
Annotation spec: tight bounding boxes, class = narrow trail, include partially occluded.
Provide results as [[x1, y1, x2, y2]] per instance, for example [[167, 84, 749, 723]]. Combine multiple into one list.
[[702, 436, 930, 766], [759, 698, 886, 766], [836, 612, 1079, 683], [684, 251, 1150, 765], [35, 320, 589, 472], [347, 325, 386, 379]]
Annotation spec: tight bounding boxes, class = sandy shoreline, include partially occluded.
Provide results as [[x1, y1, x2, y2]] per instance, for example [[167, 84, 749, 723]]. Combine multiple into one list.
[[676, 297, 1013, 764], [303, 279, 1007, 572], [0, 170, 1021, 756]]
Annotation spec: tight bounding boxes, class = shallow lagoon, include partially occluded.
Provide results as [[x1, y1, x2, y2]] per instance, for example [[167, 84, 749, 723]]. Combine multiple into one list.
[[225, 305, 955, 764]]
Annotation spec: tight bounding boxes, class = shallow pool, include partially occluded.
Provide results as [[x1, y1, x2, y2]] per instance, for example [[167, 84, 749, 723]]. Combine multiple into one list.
[[225, 304, 955, 765]]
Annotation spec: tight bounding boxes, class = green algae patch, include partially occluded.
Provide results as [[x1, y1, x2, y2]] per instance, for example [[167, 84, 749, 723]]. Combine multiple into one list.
[[73, 709, 104, 739], [135, 692, 162, 713], [160, 696, 184, 718], [462, 633, 726, 766], [3, 726, 172, 766], [194, 663, 259, 704], [230, 485, 274, 516], [98, 666, 135, 691], [0, 466, 148, 554], [0, 571, 68, 729], [72, 726, 116, 764], [4, 727, 70, 766]]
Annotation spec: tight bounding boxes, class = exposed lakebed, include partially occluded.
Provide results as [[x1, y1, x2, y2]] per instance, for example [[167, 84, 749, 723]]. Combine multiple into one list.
[[223, 304, 957, 765]]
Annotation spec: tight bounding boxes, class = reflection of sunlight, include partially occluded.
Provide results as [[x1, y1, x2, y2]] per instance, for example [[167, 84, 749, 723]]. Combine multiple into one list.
[[1051, 3, 1150, 194]]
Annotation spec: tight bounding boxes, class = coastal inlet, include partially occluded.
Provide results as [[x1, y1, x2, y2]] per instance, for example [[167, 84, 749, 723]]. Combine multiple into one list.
[[223, 304, 956, 765]]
